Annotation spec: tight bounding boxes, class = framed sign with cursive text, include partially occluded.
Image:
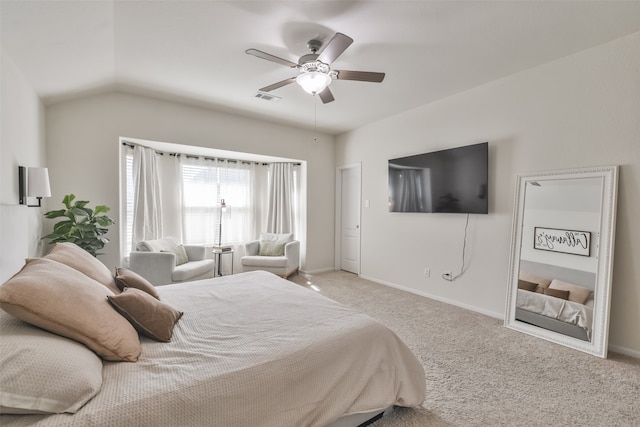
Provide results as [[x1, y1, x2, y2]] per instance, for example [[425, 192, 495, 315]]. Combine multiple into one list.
[[533, 227, 591, 256]]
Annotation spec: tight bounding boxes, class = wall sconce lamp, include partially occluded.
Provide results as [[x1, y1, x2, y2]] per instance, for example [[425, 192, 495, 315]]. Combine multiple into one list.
[[18, 166, 51, 207]]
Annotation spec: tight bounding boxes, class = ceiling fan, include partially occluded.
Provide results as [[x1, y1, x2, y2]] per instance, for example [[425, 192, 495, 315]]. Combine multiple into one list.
[[246, 32, 385, 104]]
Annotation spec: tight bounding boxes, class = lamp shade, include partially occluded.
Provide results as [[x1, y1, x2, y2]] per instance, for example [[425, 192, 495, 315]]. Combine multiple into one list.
[[296, 72, 331, 95], [27, 167, 51, 198]]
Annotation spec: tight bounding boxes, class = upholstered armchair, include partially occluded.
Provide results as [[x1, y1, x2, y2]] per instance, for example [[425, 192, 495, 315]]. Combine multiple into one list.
[[240, 233, 300, 278], [129, 237, 215, 286]]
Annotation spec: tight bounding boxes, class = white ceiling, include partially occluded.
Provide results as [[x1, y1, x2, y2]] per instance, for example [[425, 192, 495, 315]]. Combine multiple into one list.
[[2, 1, 640, 135]]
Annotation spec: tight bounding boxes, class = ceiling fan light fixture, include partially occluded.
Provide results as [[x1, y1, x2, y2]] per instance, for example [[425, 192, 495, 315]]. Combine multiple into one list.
[[296, 71, 331, 95]]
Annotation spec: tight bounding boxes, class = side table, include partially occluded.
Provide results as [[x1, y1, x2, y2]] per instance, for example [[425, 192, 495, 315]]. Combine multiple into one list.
[[213, 249, 234, 277]]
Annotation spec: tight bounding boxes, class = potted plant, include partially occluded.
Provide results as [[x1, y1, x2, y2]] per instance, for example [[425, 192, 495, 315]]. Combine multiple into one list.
[[42, 194, 115, 257]]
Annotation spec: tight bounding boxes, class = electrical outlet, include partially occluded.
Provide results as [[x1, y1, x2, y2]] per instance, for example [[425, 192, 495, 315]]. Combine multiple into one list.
[[443, 271, 452, 281], [423, 268, 430, 277]]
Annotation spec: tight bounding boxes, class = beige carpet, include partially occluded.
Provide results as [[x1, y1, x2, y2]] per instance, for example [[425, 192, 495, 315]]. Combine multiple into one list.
[[290, 270, 640, 427]]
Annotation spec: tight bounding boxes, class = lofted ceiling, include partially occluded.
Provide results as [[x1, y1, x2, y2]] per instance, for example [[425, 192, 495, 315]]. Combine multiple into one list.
[[2, 1, 640, 135]]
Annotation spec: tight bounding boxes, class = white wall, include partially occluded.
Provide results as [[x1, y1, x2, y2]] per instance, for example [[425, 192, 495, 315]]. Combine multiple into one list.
[[336, 32, 640, 356], [45, 92, 336, 274], [0, 50, 47, 282]]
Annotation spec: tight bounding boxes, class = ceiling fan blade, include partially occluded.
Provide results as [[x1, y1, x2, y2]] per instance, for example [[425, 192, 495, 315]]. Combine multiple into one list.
[[317, 33, 353, 64], [245, 48, 299, 68], [318, 87, 335, 104], [259, 77, 297, 93], [335, 70, 385, 83]]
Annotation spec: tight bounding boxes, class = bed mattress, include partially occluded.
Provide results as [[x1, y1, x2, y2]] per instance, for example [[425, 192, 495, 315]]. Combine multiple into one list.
[[2, 271, 425, 426], [516, 289, 593, 340]]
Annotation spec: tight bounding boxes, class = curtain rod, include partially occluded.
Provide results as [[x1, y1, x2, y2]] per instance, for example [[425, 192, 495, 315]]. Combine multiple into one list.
[[122, 142, 300, 166]]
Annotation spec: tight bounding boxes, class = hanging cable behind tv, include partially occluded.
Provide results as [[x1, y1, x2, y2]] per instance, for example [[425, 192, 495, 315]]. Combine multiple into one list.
[[443, 213, 470, 282]]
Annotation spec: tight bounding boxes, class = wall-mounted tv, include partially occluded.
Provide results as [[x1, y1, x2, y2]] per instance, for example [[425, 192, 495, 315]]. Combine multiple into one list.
[[388, 142, 488, 214]]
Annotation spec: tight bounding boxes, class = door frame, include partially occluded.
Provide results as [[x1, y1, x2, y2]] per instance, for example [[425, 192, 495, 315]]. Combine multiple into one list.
[[334, 162, 362, 274]]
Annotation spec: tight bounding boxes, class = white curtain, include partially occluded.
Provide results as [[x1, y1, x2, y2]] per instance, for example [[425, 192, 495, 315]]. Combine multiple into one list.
[[266, 163, 295, 234], [131, 145, 163, 249], [158, 153, 182, 243], [251, 164, 270, 239]]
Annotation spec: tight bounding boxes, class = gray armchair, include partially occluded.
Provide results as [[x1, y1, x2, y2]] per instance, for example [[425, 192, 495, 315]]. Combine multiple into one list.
[[129, 237, 215, 286], [240, 233, 300, 278]]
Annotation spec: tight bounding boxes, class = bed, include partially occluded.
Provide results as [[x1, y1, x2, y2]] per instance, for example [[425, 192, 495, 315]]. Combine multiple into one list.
[[515, 289, 593, 341], [515, 266, 594, 341], [0, 244, 426, 427]]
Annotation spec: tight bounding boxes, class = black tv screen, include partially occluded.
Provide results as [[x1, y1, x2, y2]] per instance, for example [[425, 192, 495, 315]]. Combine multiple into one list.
[[388, 142, 488, 214]]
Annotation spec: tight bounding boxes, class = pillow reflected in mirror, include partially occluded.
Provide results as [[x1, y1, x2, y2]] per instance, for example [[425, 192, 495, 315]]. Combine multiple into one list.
[[517, 279, 538, 292], [543, 287, 570, 300]]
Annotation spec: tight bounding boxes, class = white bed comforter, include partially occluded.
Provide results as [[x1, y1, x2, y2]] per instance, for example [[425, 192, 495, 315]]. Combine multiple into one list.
[[3, 271, 425, 427], [516, 289, 593, 338]]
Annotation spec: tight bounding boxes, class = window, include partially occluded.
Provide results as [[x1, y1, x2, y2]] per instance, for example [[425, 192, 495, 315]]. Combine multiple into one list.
[[123, 149, 134, 253], [120, 139, 302, 262], [180, 159, 255, 246]]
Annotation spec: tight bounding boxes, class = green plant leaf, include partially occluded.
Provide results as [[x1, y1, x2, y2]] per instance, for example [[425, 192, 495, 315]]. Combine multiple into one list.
[[41, 194, 114, 258], [94, 205, 110, 215], [74, 200, 90, 209], [44, 209, 66, 219], [76, 223, 95, 232], [69, 207, 90, 217], [52, 221, 73, 232], [62, 194, 75, 209], [95, 216, 115, 226]]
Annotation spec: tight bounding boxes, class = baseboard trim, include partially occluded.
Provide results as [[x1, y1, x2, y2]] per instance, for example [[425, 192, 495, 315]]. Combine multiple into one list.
[[299, 267, 336, 275], [608, 344, 640, 359], [359, 274, 639, 360], [358, 274, 503, 320]]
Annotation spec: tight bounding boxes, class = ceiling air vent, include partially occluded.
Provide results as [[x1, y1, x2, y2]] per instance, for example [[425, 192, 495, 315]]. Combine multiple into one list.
[[254, 92, 282, 102]]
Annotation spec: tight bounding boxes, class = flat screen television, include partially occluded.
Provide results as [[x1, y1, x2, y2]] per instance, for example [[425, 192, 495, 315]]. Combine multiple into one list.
[[388, 142, 488, 214]]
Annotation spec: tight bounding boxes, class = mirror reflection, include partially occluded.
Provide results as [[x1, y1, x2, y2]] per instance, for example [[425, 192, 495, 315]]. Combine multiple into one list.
[[505, 166, 618, 358], [515, 178, 601, 342]]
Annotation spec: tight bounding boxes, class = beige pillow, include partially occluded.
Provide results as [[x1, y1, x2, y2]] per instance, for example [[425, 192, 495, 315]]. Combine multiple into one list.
[[519, 271, 552, 293], [0, 258, 140, 362], [548, 279, 592, 304], [108, 288, 183, 342], [115, 267, 160, 300], [44, 242, 120, 294], [544, 287, 570, 300], [0, 311, 103, 414]]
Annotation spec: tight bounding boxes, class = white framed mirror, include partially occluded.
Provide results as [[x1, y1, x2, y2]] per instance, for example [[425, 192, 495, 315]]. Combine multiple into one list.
[[505, 165, 618, 358]]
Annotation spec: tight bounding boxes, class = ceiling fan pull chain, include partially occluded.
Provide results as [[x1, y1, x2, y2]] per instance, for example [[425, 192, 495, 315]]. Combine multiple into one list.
[[314, 99, 318, 143]]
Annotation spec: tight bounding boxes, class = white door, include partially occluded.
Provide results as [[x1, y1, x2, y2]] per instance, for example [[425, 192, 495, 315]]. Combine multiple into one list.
[[340, 166, 361, 274]]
